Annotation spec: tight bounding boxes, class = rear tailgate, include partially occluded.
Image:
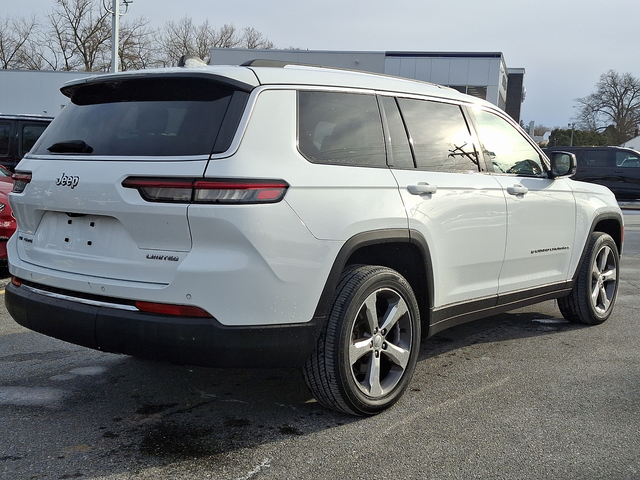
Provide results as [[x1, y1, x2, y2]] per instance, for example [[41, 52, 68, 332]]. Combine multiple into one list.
[[9, 70, 254, 286], [10, 159, 208, 284]]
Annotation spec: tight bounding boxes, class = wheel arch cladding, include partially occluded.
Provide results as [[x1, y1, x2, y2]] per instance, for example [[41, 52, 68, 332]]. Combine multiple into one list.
[[311, 229, 433, 327], [591, 214, 623, 254]]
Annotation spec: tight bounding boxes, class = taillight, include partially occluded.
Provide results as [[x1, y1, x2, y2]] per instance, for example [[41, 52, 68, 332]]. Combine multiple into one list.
[[134, 301, 212, 318], [12, 172, 32, 193], [122, 177, 289, 204], [122, 178, 193, 203], [193, 180, 288, 203]]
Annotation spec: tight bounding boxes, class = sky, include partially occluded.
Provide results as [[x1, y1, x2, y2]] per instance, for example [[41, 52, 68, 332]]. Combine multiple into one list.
[[6, 0, 640, 129]]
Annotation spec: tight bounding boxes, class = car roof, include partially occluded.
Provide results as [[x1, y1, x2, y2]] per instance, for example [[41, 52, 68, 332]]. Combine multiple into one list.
[[60, 62, 494, 109], [245, 63, 478, 102], [0, 114, 54, 122]]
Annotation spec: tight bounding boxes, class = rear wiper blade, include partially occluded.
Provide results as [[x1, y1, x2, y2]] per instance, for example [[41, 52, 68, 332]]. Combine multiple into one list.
[[47, 140, 94, 154]]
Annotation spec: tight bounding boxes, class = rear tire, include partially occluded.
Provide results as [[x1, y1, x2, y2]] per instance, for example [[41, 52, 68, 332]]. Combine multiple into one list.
[[302, 265, 421, 416], [558, 232, 619, 325]]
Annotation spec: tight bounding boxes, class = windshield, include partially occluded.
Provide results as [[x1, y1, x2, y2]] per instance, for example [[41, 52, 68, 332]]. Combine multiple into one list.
[[31, 77, 248, 157]]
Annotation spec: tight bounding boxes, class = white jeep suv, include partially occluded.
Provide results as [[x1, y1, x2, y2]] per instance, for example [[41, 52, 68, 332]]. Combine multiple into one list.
[[6, 60, 623, 415]]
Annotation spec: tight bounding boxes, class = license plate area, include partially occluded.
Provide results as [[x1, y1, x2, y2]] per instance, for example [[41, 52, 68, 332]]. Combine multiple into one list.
[[35, 213, 129, 257], [59, 215, 100, 252], [19, 212, 182, 284]]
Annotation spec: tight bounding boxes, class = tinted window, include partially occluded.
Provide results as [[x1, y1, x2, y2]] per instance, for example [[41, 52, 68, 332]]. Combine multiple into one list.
[[582, 150, 610, 167], [0, 123, 9, 157], [380, 96, 414, 169], [21, 124, 48, 155], [298, 91, 386, 167], [32, 78, 248, 157], [615, 151, 640, 167], [397, 98, 479, 172], [473, 109, 543, 175]]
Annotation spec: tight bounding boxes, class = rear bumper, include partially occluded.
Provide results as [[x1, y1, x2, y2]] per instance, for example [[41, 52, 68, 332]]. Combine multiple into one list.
[[5, 282, 323, 368]]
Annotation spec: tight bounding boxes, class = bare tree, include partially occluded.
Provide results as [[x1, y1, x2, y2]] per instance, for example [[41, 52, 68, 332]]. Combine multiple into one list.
[[156, 17, 210, 66], [118, 17, 159, 71], [156, 17, 274, 66], [194, 20, 222, 59], [2, 5, 277, 72], [47, 0, 112, 71], [575, 70, 640, 145], [21, 16, 79, 71], [241, 27, 274, 50], [213, 24, 241, 49], [0, 15, 38, 69]]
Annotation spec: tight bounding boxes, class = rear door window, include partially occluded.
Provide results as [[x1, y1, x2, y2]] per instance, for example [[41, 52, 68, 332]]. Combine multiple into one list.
[[396, 98, 479, 172], [31, 77, 249, 158], [0, 123, 10, 157], [583, 150, 611, 167], [20, 124, 49, 157], [298, 91, 386, 167]]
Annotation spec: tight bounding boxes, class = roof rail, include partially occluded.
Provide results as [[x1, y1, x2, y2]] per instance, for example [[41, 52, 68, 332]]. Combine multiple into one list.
[[241, 59, 302, 68], [240, 58, 369, 72], [239, 58, 446, 90], [240, 59, 356, 71]]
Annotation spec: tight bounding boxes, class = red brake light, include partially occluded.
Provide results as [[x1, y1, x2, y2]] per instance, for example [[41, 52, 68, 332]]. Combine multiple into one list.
[[12, 172, 32, 193], [193, 180, 289, 203], [122, 178, 193, 202], [135, 301, 212, 318], [122, 177, 289, 204]]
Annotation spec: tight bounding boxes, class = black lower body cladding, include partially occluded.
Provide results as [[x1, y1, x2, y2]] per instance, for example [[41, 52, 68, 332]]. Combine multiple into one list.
[[5, 282, 323, 368]]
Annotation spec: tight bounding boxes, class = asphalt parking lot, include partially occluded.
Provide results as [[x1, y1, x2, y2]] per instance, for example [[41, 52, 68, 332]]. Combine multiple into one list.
[[1, 208, 639, 480]]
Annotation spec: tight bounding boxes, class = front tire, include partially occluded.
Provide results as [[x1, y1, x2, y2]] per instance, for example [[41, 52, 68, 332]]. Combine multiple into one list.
[[558, 232, 619, 325], [303, 265, 421, 416]]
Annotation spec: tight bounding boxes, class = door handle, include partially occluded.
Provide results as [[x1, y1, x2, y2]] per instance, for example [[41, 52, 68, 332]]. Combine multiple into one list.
[[407, 183, 437, 195], [507, 184, 528, 196]]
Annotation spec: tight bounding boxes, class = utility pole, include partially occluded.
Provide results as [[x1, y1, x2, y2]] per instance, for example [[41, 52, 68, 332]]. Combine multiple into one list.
[[104, 0, 133, 73], [568, 123, 575, 147]]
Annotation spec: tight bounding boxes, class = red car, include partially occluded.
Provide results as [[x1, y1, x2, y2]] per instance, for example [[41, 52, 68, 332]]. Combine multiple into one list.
[[0, 165, 16, 260]]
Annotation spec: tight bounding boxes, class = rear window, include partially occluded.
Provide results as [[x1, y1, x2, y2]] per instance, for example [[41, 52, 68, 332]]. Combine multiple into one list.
[[31, 77, 248, 157], [0, 123, 10, 157], [298, 91, 386, 167]]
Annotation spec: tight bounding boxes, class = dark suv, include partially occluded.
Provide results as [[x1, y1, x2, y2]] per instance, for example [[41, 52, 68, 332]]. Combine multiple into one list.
[[0, 114, 53, 170], [544, 146, 640, 198]]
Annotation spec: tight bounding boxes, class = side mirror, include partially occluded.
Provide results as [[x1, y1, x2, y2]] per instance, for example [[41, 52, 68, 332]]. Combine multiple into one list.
[[547, 151, 577, 178]]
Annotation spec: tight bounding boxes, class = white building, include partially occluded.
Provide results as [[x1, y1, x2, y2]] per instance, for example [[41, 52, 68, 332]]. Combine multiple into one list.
[[622, 134, 640, 150], [0, 70, 96, 117]]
